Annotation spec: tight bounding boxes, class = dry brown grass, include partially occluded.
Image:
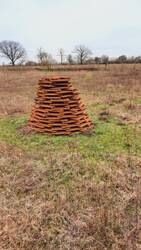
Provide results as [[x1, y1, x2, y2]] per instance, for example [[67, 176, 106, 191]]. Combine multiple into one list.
[[0, 141, 141, 250], [0, 64, 141, 249], [0, 64, 141, 123]]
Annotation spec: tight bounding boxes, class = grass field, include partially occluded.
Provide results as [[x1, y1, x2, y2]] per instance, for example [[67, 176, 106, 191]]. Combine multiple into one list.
[[0, 64, 141, 249]]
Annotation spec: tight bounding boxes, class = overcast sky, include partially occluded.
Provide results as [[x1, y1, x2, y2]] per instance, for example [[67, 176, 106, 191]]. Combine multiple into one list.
[[0, 0, 141, 62]]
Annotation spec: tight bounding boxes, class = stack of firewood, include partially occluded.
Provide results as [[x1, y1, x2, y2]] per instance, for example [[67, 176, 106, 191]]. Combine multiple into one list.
[[29, 77, 93, 135]]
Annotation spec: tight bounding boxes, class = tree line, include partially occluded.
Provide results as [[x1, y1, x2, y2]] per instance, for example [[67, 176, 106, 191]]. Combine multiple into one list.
[[0, 40, 140, 66]]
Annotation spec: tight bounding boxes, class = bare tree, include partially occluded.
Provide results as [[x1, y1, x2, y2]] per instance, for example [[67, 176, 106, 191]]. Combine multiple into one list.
[[37, 48, 48, 64], [73, 45, 92, 64], [58, 48, 64, 64], [0, 40, 26, 65], [37, 48, 56, 65], [101, 55, 109, 68], [94, 57, 101, 64], [67, 54, 74, 64], [135, 56, 141, 63], [117, 55, 127, 63]]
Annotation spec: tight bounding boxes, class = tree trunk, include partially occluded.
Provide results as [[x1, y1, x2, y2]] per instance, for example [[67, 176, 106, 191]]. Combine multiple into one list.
[[11, 60, 15, 66]]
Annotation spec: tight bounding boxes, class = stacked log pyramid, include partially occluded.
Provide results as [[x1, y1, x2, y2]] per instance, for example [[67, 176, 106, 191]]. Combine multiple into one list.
[[29, 76, 93, 135]]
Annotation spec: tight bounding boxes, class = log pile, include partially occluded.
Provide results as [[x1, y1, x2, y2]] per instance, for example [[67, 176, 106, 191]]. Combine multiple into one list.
[[29, 77, 93, 135]]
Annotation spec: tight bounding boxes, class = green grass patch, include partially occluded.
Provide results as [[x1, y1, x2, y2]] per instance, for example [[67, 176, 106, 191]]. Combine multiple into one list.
[[0, 115, 141, 160]]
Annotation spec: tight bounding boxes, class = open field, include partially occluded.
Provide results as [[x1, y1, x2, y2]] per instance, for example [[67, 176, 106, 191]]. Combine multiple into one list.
[[0, 64, 141, 249]]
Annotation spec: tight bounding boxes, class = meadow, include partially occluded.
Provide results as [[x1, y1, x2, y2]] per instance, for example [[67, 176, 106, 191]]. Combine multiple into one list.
[[0, 64, 141, 249]]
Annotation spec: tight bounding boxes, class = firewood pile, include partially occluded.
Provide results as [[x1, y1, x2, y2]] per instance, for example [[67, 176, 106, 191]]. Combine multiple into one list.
[[29, 77, 93, 135]]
